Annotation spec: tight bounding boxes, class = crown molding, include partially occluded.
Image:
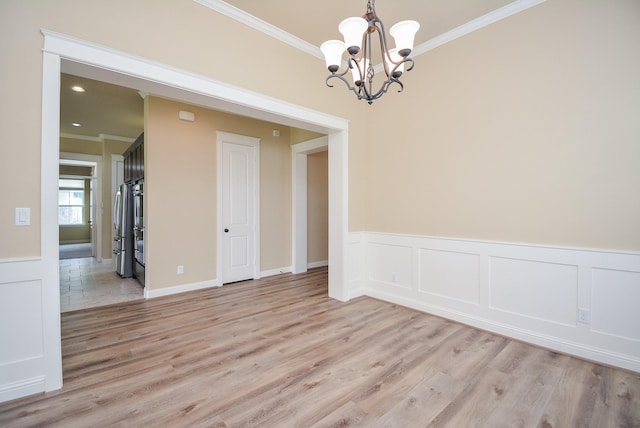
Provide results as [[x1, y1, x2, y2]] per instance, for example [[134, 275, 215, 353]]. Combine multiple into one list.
[[60, 132, 102, 142], [60, 132, 135, 143], [196, 0, 546, 66], [194, 0, 323, 59], [99, 134, 136, 143], [412, 0, 547, 57]]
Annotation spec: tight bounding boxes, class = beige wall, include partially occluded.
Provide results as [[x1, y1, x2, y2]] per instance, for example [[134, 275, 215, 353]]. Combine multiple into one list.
[[145, 96, 297, 290], [60, 138, 102, 156], [290, 129, 325, 145], [307, 151, 328, 263], [364, 0, 640, 251], [0, 0, 364, 260], [0, 0, 638, 262]]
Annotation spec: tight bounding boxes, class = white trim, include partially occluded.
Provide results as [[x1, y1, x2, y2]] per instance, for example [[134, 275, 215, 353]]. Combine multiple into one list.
[[291, 136, 329, 154], [216, 131, 261, 283], [60, 132, 102, 142], [368, 287, 640, 372], [99, 133, 136, 143], [60, 132, 135, 143], [291, 136, 329, 275], [292, 152, 308, 274], [144, 279, 220, 299], [44, 30, 346, 133], [36, 31, 349, 401], [308, 260, 328, 269], [41, 50, 63, 393], [0, 376, 46, 403], [193, 0, 322, 60], [195, 0, 546, 66], [327, 132, 349, 302], [260, 266, 293, 278], [59, 153, 102, 262], [412, 0, 548, 57]]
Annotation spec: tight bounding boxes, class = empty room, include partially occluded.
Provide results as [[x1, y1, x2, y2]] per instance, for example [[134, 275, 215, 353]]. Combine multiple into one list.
[[1, 0, 639, 426]]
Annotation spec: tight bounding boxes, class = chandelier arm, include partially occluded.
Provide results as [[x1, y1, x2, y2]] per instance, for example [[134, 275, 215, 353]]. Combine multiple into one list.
[[325, 73, 368, 101], [371, 77, 404, 100], [404, 57, 415, 72], [325, 70, 362, 98]]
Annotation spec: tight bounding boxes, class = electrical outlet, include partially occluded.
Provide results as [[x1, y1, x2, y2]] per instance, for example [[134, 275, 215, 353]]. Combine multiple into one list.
[[577, 308, 590, 324], [391, 272, 398, 283], [177, 265, 184, 275]]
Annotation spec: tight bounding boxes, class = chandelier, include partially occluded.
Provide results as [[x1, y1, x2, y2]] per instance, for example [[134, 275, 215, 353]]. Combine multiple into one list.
[[320, 0, 420, 104]]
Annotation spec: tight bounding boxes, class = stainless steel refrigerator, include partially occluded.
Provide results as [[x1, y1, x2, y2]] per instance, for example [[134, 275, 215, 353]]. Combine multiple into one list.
[[133, 180, 145, 286], [113, 183, 134, 277]]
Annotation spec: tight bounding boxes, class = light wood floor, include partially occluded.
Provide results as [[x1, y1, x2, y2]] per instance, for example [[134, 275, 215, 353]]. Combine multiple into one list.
[[1, 267, 638, 427]]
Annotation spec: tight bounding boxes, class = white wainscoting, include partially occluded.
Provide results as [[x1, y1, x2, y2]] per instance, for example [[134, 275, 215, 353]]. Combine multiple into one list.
[[357, 232, 640, 372], [0, 258, 47, 402]]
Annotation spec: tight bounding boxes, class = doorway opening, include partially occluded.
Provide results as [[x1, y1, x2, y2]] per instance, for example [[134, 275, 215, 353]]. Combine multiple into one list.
[[291, 137, 329, 274], [41, 30, 349, 392]]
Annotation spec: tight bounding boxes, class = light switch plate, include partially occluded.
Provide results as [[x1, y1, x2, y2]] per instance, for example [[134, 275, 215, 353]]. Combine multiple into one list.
[[15, 207, 30, 226]]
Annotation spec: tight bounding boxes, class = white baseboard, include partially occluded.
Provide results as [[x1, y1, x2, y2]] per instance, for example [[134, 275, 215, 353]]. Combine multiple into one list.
[[307, 260, 328, 269], [367, 288, 640, 373], [145, 267, 301, 299], [144, 279, 220, 299], [0, 376, 46, 403], [260, 266, 292, 278], [354, 231, 640, 372]]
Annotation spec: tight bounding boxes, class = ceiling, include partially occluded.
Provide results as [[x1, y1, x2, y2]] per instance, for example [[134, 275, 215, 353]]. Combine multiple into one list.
[[223, 0, 514, 48], [60, 73, 144, 141], [60, 0, 522, 141]]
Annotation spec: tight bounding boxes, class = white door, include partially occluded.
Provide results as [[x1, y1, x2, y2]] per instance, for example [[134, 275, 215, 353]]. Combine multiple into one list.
[[220, 134, 259, 283]]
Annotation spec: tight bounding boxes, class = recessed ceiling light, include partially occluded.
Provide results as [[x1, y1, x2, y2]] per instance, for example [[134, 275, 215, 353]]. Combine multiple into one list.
[[71, 122, 82, 127], [71, 85, 85, 93]]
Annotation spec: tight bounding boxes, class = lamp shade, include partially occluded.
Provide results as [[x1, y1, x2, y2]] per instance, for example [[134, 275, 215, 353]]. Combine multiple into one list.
[[385, 48, 404, 76], [339, 17, 368, 54], [350, 57, 369, 85], [320, 40, 346, 72], [390, 20, 420, 56]]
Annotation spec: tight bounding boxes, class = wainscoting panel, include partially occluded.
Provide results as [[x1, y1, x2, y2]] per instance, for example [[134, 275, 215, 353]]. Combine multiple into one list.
[[357, 232, 640, 372], [489, 256, 578, 327], [591, 268, 640, 342], [0, 258, 47, 402], [366, 242, 413, 290], [419, 249, 480, 305]]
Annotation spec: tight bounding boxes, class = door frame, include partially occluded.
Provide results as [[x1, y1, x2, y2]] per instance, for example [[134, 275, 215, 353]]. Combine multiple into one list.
[[41, 30, 349, 393], [59, 153, 102, 262], [216, 132, 260, 284], [291, 136, 328, 274]]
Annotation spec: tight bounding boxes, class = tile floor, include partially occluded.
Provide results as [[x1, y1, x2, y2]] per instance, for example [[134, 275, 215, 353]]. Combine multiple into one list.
[[59, 257, 144, 312]]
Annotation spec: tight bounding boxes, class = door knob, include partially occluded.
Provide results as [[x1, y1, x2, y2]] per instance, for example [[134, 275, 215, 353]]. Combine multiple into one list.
[[224, 228, 229, 233]]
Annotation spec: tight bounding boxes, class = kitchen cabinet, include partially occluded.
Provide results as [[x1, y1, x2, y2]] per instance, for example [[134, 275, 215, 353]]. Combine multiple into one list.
[[124, 133, 144, 183]]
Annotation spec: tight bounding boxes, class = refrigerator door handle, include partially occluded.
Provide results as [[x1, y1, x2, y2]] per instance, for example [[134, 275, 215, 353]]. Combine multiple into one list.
[[114, 191, 121, 231]]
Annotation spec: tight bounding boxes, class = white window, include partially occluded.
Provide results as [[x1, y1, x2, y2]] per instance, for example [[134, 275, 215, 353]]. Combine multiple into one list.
[[59, 179, 85, 225]]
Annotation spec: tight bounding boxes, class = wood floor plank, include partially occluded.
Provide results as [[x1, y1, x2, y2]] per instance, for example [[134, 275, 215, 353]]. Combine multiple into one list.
[[1, 267, 639, 427]]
